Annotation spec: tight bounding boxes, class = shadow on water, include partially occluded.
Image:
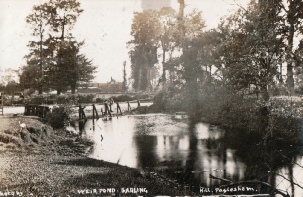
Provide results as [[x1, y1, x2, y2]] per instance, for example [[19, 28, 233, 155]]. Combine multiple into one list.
[[174, 122, 199, 188], [135, 135, 158, 168], [77, 114, 303, 196], [220, 115, 303, 197]]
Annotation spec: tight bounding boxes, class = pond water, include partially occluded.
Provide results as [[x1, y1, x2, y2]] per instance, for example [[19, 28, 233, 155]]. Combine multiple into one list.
[[77, 114, 303, 196]]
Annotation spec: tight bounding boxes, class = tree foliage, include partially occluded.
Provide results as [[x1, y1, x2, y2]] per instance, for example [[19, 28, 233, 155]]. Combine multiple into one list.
[[277, 0, 303, 94], [50, 40, 96, 94], [48, 0, 83, 39], [21, 0, 95, 95], [128, 7, 206, 92], [129, 10, 160, 91], [218, 1, 285, 100]]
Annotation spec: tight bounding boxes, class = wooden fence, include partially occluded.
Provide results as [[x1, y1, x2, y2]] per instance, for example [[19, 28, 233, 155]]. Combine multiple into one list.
[[24, 105, 50, 118]]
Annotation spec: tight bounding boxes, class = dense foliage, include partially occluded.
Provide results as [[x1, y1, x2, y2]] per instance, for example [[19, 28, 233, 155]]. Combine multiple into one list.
[[19, 0, 96, 95]]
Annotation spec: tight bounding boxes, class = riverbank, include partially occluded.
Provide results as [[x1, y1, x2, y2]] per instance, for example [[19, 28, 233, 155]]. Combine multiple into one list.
[[0, 116, 195, 196]]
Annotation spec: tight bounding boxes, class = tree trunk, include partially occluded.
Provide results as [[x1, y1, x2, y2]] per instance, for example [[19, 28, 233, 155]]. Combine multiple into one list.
[[123, 61, 127, 92], [162, 47, 166, 84], [178, 0, 185, 46], [71, 85, 76, 94], [288, 163, 294, 197], [260, 85, 269, 101], [137, 66, 142, 91], [287, 62, 294, 95], [286, 1, 295, 95], [178, 0, 185, 29], [61, 14, 66, 40], [39, 22, 43, 95]]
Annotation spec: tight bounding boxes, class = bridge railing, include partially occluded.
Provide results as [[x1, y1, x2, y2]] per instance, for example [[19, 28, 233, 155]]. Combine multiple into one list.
[[23, 98, 153, 120]]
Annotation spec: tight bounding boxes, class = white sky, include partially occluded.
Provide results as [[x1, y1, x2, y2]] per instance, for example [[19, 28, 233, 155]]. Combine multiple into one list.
[[0, 0, 250, 83]]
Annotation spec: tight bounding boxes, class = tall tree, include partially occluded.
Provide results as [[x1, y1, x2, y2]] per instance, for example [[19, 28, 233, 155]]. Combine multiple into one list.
[[218, 1, 284, 101], [50, 40, 96, 94], [284, 0, 303, 95], [270, 0, 303, 94], [129, 10, 160, 91], [25, 2, 53, 94], [158, 7, 178, 85], [48, 0, 83, 41], [176, 10, 206, 89], [22, 0, 95, 94], [129, 45, 158, 91]]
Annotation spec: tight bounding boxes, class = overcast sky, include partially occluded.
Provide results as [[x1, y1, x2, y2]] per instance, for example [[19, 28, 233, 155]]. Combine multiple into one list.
[[0, 0, 250, 83]]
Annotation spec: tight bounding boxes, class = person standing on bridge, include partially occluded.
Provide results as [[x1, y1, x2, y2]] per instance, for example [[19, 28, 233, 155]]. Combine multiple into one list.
[[104, 99, 111, 116]]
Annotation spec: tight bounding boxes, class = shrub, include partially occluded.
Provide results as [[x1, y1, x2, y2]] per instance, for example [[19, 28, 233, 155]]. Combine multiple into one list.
[[77, 94, 94, 103], [111, 95, 134, 102], [95, 98, 104, 103], [30, 96, 46, 105], [46, 105, 73, 129], [136, 94, 150, 100]]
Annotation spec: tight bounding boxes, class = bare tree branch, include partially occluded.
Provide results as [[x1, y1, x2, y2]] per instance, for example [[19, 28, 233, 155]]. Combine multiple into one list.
[[209, 174, 232, 183], [209, 174, 290, 197], [233, 0, 248, 13]]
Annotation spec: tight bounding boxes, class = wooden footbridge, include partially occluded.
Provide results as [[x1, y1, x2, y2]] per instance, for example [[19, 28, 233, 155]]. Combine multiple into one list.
[[23, 98, 153, 120]]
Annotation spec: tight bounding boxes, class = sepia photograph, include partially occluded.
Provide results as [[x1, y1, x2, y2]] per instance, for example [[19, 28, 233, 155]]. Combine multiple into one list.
[[1, 0, 303, 196]]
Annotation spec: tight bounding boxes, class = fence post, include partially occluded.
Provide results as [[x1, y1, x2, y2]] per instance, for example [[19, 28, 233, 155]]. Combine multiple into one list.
[[79, 105, 86, 120], [33, 105, 37, 116], [117, 102, 122, 115], [24, 105, 28, 116], [127, 100, 131, 112], [44, 106, 50, 118], [92, 104, 99, 120], [93, 105, 95, 120], [28, 105, 32, 116], [103, 101, 112, 117]]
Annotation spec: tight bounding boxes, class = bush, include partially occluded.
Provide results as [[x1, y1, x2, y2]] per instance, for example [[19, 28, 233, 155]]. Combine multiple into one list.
[[29, 96, 46, 105], [23, 94, 98, 105], [136, 94, 150, 100], [95, 98, 104, 103], [108, 94, 153, 103], [46, 105, 72, 129], [153, 87, 187, 112], [77, 94, 94, 103], [111, 95, 134, 102]]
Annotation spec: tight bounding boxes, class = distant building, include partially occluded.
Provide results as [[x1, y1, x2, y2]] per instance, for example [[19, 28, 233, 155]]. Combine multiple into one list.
[[141, 0, 171, 11], [89, 77, 123, 92]]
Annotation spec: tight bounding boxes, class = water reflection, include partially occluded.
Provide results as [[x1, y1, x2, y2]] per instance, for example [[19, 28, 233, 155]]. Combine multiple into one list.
[[222, 123, 303, 196], [78, 115, 303, 196]]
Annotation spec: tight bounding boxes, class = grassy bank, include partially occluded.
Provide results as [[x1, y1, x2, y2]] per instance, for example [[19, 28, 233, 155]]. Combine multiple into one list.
[[0, 116, 195, 196]]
